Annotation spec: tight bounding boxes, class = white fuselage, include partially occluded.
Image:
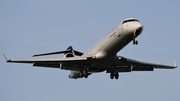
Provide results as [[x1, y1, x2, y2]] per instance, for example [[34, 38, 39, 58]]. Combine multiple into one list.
[[83, 18, 143, 60]]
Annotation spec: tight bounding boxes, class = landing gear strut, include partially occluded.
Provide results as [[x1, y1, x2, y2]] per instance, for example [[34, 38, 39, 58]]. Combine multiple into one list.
[[83, 70, 88, 78], [110, 72, 119, 80], [81, 66, 89, 78]]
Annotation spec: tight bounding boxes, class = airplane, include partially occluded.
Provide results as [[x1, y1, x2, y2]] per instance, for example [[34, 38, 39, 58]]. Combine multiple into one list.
[[3, 18, 177, 79]]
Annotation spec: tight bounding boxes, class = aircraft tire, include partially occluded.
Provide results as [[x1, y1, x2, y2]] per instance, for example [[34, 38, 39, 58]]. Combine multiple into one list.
[[110, 73, 114, 79], [135, 40, 138, 45], [115, 72, 119, 79], [84, 75, 88, 78]]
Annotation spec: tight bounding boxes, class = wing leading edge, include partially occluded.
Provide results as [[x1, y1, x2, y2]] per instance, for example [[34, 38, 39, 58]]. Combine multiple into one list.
[[3, 54, 87, 63], [3, 54, 89, 68]]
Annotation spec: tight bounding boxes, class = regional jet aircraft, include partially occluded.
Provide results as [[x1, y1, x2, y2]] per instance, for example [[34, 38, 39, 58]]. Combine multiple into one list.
[[3, 18, 177, 79]]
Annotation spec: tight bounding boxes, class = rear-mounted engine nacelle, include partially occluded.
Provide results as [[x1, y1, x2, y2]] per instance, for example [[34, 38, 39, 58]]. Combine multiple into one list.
[[68, 71, 83, 79]]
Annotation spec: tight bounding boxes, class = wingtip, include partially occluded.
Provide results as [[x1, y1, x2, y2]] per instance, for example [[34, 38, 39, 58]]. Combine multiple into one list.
[[174, 60, 177, 68], [3, 54, 10, 62]]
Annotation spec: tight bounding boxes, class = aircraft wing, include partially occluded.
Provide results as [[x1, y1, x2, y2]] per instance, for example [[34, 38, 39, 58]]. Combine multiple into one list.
[[3, 54, 88, 68], [117, 56, 177, 70], [3, 54, 177, 70]]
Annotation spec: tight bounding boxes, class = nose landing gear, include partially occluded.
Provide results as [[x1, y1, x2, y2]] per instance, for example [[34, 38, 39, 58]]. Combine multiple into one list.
[[133, 30, 138, 45], [133, 39, 138, 45]]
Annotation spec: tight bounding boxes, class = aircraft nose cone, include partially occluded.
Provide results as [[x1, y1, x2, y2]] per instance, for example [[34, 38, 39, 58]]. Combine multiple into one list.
[[135, 23, 143, 30], [137, 26, 143, 33], [134, 25, 143, 36]]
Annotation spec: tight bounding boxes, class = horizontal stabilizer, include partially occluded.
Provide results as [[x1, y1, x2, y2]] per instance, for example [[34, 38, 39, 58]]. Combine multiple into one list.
[[33, 46, 83, 57]]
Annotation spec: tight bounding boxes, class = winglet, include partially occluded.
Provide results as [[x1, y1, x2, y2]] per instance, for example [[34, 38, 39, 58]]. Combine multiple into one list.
[[3, 54, 10, 62], [174, 60, 177, 68]]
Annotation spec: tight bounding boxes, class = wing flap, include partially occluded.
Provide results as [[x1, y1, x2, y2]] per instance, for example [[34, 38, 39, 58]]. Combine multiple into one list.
[[33, 62, 60, 68], [131, 66, 154, 71]]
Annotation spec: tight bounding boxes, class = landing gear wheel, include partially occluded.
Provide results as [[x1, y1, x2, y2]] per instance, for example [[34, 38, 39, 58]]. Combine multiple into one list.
[[84, 75, 88, 78], [135, 40, 138, 45], [115, 72, 119, 79], [133, 41, 136, 45], [133, 40, 138, 45], [110, 73, 114, 79]]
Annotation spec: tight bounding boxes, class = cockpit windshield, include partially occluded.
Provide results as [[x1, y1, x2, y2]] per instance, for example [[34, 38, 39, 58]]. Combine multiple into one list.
[[122, 19, 139, 24]]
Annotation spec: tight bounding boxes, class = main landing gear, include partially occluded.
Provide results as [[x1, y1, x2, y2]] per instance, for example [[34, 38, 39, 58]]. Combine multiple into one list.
[[82, 70, 88, 78], [110, 72, 119, 79], [81, 66, 89, 78]]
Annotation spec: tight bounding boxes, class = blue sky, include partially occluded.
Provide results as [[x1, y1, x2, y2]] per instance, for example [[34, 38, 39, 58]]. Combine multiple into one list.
[[1, 1, 180, 101]]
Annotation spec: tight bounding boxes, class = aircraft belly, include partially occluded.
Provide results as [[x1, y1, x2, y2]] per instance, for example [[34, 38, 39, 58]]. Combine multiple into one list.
[[61, 63, 106, 72]]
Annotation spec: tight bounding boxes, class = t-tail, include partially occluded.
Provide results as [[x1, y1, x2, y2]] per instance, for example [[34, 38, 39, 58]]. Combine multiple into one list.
[[32, 46, 83, 57]]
